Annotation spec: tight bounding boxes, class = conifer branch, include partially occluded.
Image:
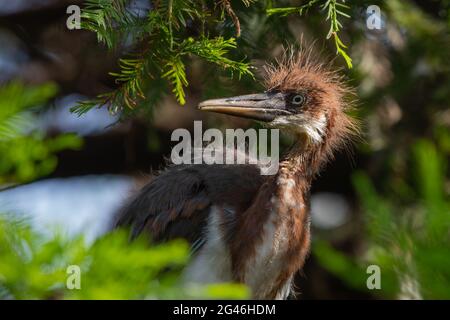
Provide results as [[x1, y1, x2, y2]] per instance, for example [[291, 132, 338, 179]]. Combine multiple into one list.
[[74, 0, 255, 115]]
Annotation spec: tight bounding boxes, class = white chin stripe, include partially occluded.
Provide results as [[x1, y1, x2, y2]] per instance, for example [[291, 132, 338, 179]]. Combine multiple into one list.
[[302, 114, 327, 144], [271, 114, 327, 144]]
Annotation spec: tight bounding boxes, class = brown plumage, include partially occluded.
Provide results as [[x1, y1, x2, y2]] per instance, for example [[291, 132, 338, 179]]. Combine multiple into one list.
[[115, 48, 358, 299]]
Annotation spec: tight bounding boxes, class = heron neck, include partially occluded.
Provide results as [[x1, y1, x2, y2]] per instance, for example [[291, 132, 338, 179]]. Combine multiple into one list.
[[279, 137, 327, 183]]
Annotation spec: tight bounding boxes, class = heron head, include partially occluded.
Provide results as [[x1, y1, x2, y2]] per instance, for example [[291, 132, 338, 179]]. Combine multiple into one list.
[[198, 49, 358, 149]]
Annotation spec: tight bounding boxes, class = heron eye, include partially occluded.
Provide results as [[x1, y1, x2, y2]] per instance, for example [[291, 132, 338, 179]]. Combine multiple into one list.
[[291, 94, 305, 105]]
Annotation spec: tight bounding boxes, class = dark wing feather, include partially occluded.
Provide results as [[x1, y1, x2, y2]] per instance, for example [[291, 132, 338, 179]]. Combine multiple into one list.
[[115, 166, 211, 247], [115, 164, 265, 249]]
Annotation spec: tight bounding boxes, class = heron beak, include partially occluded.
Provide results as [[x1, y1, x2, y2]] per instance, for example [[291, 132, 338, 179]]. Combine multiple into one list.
[[198, 92, 292, 122]]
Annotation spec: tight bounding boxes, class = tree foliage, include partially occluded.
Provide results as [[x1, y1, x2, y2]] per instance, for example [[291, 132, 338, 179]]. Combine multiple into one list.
[[315, 140, 450, 299], [0, 215, 249, 299], [74, 0, 255, 115], [73, 0, 357, 116], [267, 0, 352, 67], [0, 82, 82, 184]]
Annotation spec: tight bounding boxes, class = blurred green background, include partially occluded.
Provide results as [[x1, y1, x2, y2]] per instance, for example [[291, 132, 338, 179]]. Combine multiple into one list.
[[0, 0, 449, 299]]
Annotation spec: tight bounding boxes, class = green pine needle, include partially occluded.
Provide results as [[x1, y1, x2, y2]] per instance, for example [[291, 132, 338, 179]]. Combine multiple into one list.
[[74, 1, 255, 114], [266, 0, 353, 68]]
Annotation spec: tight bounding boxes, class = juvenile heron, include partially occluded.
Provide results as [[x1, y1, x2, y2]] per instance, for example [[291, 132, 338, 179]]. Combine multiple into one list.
[[115, 49, 358, 299]]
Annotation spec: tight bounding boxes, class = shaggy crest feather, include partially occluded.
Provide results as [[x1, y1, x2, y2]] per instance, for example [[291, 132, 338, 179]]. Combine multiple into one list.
[[263, 46, 360, 166]]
